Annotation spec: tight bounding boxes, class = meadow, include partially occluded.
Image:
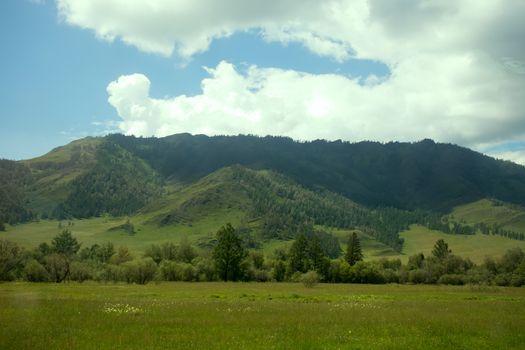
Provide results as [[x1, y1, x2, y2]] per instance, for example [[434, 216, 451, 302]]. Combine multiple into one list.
[[1, 282, 524, 349], [4, 218, 525, 264]]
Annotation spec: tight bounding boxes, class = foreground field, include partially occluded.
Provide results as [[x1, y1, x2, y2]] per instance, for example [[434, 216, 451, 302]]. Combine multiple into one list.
[[1, 283, 524, 349]]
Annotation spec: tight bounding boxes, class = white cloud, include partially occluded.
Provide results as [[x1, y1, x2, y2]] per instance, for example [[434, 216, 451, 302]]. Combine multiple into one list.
[[59, 0, 525, 164], [107, 58, 525, 153], [489, 150, 525, 166]]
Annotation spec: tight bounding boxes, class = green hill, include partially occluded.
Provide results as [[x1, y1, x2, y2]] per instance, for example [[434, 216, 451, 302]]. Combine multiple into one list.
[[3, 134, 525, 262], [450, 198, 525, 233], [22, 137, 103, 214], [400, 225, 525, 264], [108, 134, 525, 211]]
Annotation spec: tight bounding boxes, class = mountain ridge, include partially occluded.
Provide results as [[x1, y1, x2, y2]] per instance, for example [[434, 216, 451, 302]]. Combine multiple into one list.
[[2, 133, 525, 254]]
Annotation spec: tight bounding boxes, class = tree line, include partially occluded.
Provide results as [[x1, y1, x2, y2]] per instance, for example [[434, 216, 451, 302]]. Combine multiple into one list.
[[1, 224, 524, 287]]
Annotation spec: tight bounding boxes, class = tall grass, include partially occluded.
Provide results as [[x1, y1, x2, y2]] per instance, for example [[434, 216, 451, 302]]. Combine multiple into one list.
[[1, 282, 524, 349]]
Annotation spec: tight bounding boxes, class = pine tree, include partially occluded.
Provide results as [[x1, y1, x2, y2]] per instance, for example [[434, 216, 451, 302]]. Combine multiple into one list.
[[51, 229, 81, 257], [432, 239, 451, 260], [345, 232, 363, 266], [288, 233, 310, 273]]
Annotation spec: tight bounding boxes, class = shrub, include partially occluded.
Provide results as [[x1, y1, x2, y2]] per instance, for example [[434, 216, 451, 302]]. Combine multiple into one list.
[[122, 258, 157, 284], [408, 269, 428, 284], [44, 254, 70, 283], [24, 259, 49, 282], [438, 274, 466, 285], [96, 264, 124, 283], [0, 239, 23, 281], [301, 270, 320, 288], [381, 268, 400, 283], [494, 273, 511, 286], [272, 260, 286, 282], [351, 261, 385, 284], [70, 261, 93, 282], [194, 257, 216, 281], [256, 269, 271, 282]]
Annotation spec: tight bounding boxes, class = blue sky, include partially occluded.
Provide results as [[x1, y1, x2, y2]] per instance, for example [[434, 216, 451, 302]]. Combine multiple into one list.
[[1, 0, 524, 164]]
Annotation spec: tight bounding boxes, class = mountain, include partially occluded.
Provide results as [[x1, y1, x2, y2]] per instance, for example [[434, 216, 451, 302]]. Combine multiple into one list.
[[106, 134, 525, 211], [2, 133, 525, 254], [138, 165, 416, 250]]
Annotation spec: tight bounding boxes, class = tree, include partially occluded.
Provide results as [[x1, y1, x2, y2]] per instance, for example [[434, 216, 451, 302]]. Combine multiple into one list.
[[432, 239, 451, 260], [0, 220, 5, 231], [345, 232, 363, 266], [110, 246, 133, 265], [52, 229, 80, 256], [122, 258, 158, 284], [213, 223, 246, 281], [0, 239, 23, 280], [176, 238, 197, 263], [287, 233, 310, 273], [44, 253, 70, 283]]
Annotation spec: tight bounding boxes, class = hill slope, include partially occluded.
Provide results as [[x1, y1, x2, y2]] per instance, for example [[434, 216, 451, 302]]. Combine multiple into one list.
[[107, 134, 525, 211]]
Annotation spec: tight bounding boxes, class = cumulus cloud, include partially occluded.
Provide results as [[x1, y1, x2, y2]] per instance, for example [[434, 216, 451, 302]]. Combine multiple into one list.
[[107, 58, 525, 150], [60, 0, 525, 163], [488, 149, 525, 166]]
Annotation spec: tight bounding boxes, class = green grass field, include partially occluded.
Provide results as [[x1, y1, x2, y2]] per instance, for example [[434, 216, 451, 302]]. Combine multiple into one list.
[[0, 282, 524, 349], [450, 199, 525, 233], [400, 225, 525, 264], [4, 219, 525, 264]]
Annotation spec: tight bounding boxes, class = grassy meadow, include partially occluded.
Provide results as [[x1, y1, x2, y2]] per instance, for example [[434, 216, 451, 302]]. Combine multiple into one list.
[[399, 225, 525, 264], [0, 282, 524, 350], [3, 218, 525, 264]]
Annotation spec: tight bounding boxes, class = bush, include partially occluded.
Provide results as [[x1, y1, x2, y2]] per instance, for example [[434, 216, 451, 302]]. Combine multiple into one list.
[[438, 274, 466, 285], [351, 261, 385, 284], [408, 269, 428, 284], [381, 268, 400, 283], [122, 258, 157, 284], [44, 254, 70, 283], [194, 257, 216, 281], [96, 264, 124, 283], [272, 260, 286, 282], [494, 273, 511, 286], [70, 261, 93, 282], [24, 259, 49, 282], [301, 270, 320, 288], [0, 239, 23, 281], [159, 261, 198, 281]]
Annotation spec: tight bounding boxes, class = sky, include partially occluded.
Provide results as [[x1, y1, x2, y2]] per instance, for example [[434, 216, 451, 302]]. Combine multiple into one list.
[[1, 0, 524, 164]]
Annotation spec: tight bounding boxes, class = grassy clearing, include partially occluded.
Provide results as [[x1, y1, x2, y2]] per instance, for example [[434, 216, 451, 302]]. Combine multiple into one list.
[[451, 199, 525, 233], [0, 282, 524, 350], [4, 219, 525, 264], [400, 225, 525, 264]]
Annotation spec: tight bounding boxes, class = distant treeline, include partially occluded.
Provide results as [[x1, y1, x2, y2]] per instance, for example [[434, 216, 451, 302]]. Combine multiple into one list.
[[1, 224, 524, 287]]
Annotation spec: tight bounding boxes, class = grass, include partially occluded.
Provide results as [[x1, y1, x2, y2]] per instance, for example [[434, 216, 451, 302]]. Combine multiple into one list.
[[4, 219, 525, 264], [0, 282, 524, 349], [451, 199, 525, 233], [0, 215, 237, 255], [400, 225, 525, 264]]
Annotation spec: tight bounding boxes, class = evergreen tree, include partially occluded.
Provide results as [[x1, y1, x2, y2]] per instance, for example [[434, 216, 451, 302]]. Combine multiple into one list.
[[287, 233, 329, 277], [212, 223, 246, 281], [287, 233, 310, 273], [432, 239, 451, 260], [51, 229, 81, 257], [345, 232, 363, 266]]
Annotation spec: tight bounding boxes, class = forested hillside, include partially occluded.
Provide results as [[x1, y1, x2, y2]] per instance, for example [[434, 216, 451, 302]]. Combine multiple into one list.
[[3, 133, 525, 252], [108, 134, 525, 211]]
